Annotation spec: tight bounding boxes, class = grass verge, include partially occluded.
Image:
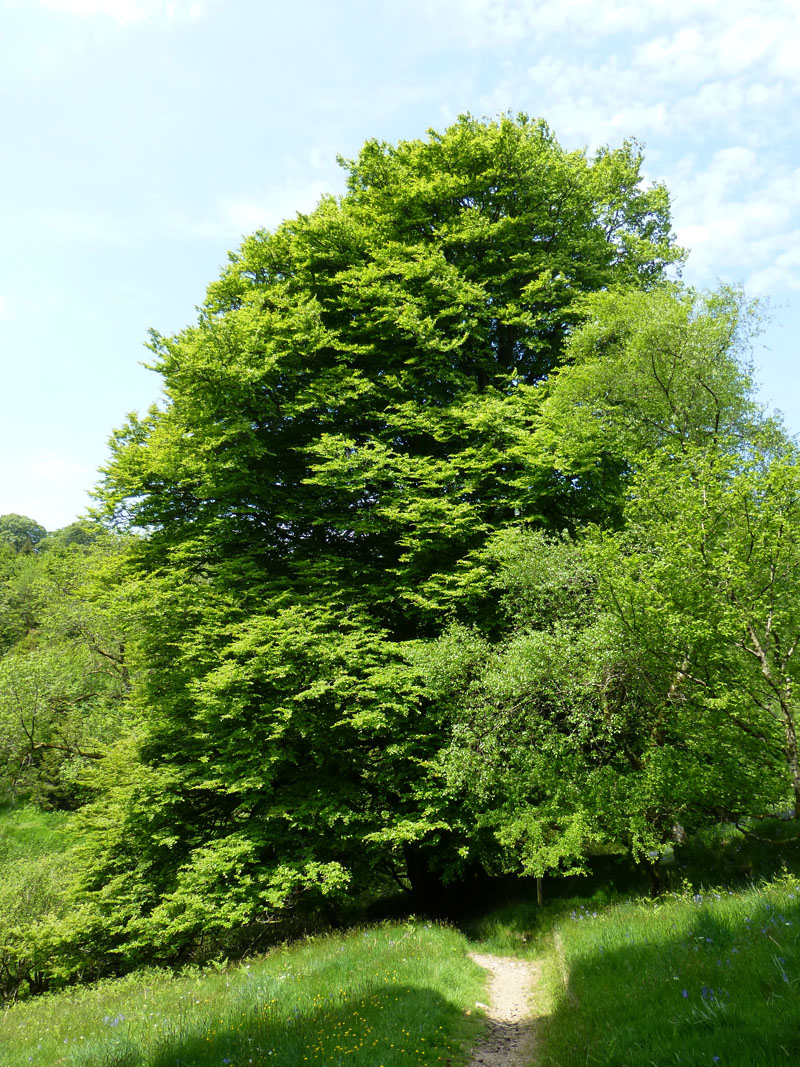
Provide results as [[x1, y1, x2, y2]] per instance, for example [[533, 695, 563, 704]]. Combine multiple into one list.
[[535, 872, 800, 1066], [0, 803, 74, 860], [1, 920, 485, 1067]]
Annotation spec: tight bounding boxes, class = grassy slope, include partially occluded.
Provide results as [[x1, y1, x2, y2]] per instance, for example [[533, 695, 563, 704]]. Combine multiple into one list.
[[0, 803, 74, 860], [0, 804, 80, 1000], [1, 921, 485, 1067], [533, 876, 800, 1066]]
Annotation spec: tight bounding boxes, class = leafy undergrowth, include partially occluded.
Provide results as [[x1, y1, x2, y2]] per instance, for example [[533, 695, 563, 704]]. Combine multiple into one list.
[[0, 921, 485, 1067], [0, 804, 79, 1000], [536, 872, 800, 1066]]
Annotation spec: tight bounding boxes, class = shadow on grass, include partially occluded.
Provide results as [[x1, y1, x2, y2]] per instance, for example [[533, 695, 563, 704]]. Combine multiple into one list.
[[537, 893, 800, 1067], [672, 819, 800, 889], [452, 862, 645, 953], [63, 982, 482, 1067]]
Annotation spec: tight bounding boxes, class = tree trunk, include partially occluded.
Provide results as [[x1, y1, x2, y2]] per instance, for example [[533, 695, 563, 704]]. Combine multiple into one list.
[[402, 842, 446, 914], [782, 702, 800, 817]]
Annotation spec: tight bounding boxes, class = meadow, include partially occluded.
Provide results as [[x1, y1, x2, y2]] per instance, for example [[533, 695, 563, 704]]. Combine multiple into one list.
[[3, 809, 800, 1066], [0, 921, 485, 1067], [534, 874, 800, 1066]]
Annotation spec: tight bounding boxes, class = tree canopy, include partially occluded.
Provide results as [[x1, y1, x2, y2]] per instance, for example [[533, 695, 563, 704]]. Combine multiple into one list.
[[33, 113, 791, 973], [101, 114, 680, 630], [0, 514, 46, 554]]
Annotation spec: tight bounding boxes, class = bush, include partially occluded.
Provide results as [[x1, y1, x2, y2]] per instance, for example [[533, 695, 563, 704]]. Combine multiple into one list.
[[0, 849, 70, 999]]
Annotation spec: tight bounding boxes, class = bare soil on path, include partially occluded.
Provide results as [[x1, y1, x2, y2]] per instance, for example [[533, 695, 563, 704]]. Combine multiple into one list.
[[467, 952, 542, 1066]]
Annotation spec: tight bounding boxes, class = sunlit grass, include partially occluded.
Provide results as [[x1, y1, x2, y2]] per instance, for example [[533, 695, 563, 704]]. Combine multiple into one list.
[[8, 808, 800, 1065], [1, 920, 485, 1066], [0, 803, 74, 860], [537, 872, 800, 1066]]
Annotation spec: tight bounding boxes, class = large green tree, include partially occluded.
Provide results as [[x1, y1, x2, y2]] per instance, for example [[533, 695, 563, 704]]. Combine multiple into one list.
[[83, 114, 683, 957], [102, 114, 679, 629], [421, 285, 794, 883]]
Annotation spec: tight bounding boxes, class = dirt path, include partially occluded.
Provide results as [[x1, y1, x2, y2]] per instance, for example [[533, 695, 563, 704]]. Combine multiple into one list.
[[467, 952, 541, 1067]]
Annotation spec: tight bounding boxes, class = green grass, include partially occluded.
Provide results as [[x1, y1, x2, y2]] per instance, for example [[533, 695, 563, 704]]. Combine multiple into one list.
[[0, 803, 74, 860], [0, 804, 80, 1000], [0, 921, 485, 1067], [536, 872, 800, 1066]]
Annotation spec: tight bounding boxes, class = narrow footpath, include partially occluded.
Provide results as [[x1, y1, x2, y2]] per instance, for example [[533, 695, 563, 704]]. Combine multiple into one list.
[[467, 952, 541, 1067]]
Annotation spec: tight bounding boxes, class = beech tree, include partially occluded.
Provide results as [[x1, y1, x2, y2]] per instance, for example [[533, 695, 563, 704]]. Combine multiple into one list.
[[81, 114, 685, 957], [101, 114, 679, 626]]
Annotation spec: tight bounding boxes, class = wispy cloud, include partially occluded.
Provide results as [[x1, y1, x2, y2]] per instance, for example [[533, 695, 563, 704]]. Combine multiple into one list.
[[426, 0, 800, 295], [33, 0, 205, 23], [2, 173, 336, 253], [218, 181, 333, 235], [671, 152, 800, 291], [411, 0, 800, 59], [147, 176, 338, 244]]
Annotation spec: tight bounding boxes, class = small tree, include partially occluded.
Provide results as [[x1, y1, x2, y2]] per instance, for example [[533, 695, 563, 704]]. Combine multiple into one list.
[[416, 286, 793, 873], [600, 440, 800, 827]]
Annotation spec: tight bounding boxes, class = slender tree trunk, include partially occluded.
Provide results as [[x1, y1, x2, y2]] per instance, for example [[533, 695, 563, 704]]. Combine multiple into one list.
[[781, 702, 800, 817]]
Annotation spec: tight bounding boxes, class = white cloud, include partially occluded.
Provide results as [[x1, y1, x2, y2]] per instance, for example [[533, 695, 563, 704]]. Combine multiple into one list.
[[219, 182, 332, 235], [3, 176, 336, 253], [748, 243, 800, 295], [410, 0, 652, 47], [410, 0, 800, 60], [448, 1, 800, 298], [669, 151, 800, 291], [34, 0, 204, 22]]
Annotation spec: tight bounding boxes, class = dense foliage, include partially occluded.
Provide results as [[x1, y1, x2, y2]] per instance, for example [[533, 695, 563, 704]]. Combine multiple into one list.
[[0, 520, 130, 809], [84, 114, 684, 955], [2, 115, 799, 992]]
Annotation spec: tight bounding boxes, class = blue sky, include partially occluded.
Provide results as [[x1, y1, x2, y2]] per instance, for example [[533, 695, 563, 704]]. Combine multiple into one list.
[[2, 0, 799, 529]]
